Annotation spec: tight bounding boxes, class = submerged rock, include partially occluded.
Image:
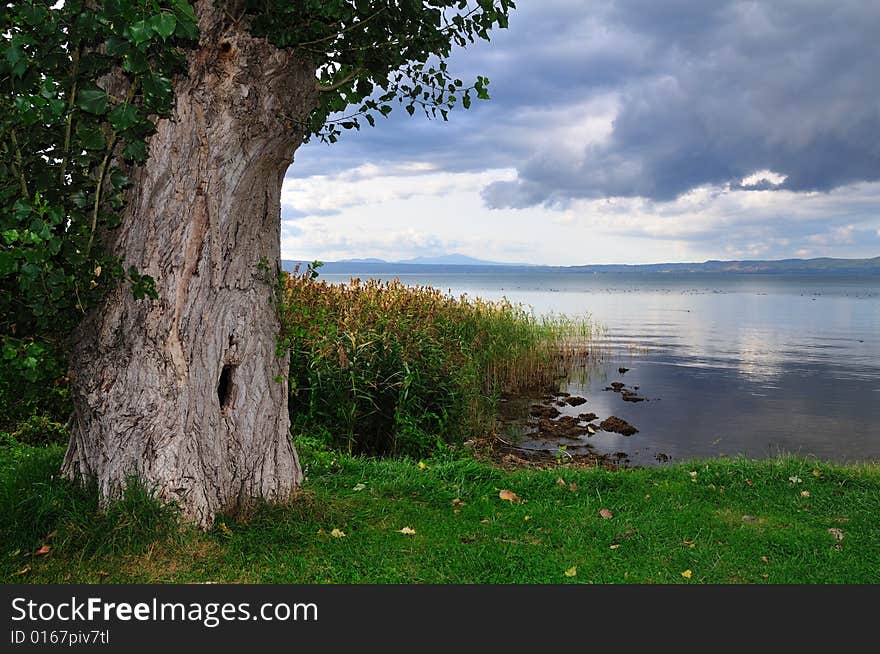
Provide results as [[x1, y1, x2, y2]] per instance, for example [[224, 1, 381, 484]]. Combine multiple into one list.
[[599, 416, 639, 436], [565, 396, 588, 406], [530, 404, 561, 419], [578, 412, 599, 421]]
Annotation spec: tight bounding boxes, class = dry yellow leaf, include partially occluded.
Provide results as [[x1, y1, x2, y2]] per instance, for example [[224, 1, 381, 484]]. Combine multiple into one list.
[[609, 544, 620, 550], [34, 545, 50, 556], [17, 567, 30, 576], [330, 528, 346, 538], [812, 469, 822, 477], [524, 515, 532, 521], [569, 482, 578, 492], [398, 527, 416, 535], [480, 518, 490, 524], [499, 489, 520, 503], [418, 461, 429, 470], [681, 569, 692, 579], [453, 509, 461, 514], [801, 490, 810, 497], [564, 566, 577, 577], [556, 477, 566, 486], [599, 508, 613, 519]]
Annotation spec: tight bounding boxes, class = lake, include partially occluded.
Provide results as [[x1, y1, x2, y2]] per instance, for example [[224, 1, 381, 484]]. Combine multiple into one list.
[[320, 269, 880, 466]]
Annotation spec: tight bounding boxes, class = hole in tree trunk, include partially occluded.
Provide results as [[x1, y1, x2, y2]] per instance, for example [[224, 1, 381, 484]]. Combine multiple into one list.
[[218, 365, 235, 410]]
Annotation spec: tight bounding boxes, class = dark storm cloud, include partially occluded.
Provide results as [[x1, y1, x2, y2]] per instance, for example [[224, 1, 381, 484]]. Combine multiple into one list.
[[289, 1, 880, 211], [483, 0, 880, 206]]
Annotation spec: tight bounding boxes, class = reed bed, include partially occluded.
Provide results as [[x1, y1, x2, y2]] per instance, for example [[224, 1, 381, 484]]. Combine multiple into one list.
[[280, 269, 600, 457]]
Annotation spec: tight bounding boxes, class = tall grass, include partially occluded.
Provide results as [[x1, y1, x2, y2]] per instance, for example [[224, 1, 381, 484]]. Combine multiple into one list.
[[281, 270, 599, 457]]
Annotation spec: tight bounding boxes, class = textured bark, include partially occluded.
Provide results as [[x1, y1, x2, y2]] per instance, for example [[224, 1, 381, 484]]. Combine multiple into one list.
[[63, 4, 319, 528]]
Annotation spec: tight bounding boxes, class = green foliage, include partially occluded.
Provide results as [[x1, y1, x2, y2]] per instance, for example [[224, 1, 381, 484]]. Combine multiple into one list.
[[247, 1, 516, 143], [1, 0, 198, 425], [280, 269, 589, 457], [6, 414, 68, 446]]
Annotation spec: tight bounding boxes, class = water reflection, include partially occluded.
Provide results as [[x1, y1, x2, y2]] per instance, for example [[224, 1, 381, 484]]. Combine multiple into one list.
[[323, 272, 880, 464]]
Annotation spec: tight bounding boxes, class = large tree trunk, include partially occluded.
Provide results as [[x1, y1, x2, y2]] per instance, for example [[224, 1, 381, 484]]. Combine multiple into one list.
[[62, 5, 319, 528]]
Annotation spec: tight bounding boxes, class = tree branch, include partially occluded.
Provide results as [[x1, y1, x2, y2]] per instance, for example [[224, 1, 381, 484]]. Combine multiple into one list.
[[315, 69, 362, 93]]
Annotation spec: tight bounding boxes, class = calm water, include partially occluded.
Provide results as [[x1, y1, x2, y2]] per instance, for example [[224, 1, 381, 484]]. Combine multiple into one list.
[[323, 270, 880, 465]]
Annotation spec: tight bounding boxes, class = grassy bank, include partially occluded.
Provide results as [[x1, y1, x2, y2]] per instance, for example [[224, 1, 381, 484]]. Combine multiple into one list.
[[4, 439, 878, 584]]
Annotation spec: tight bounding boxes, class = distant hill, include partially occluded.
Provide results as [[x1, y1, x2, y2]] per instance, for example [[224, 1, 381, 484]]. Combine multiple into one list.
[[282, 256, 880, 275], [396, 254, 522, 266]]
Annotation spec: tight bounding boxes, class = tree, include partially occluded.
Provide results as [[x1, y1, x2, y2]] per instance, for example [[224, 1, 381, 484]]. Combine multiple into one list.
[[1, 0, 513, 527]]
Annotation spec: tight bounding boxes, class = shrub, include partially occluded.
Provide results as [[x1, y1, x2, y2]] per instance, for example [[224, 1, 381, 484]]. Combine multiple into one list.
[[280, 269, 596, 457]]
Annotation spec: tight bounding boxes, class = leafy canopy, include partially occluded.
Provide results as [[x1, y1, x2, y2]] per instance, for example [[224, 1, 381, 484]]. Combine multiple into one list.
[[0, 0, 514, 425]]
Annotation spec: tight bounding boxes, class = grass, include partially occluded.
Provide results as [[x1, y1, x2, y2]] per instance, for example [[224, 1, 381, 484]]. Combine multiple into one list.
[[4, 438, 879, 584], [282, 271, 598, 456]]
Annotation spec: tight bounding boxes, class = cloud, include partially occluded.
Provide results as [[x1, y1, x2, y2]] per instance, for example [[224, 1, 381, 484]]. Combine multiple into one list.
[[283, 0, 880, 263]]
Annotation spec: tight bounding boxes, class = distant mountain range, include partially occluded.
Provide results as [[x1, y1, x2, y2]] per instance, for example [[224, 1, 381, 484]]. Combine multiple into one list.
[[282, 255, 880, 275]]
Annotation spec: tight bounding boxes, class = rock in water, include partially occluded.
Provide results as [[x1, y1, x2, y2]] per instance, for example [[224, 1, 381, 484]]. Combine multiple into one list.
[[599, 416, 639, 436]]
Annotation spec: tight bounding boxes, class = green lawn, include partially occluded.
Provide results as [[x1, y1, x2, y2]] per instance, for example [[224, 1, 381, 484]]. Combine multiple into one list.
[[3, 440, 879, 584]]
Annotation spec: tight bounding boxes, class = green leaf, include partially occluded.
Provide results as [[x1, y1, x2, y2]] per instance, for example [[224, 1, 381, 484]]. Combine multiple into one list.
[[128, 20, 152, 45], [123, 139, 149, 162], [150, 14, 177, 40], [77, 88, 108, 115], [0, 251, 17, 276], [75, 125, 106, 150], [107, 104, 139, 131]]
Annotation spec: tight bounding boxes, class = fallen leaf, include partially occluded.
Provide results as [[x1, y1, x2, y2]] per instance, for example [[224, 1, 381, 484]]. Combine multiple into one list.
[[599, 508, 613, 519], [834, 517, 850, 523], [556, 477, 566, 486], [742, 514, 756, 522], [453, 509, 461, 514], [683, 540, 696, 549], [760, 556, 769, 563], [499, 489, 520, 503], [801, 490, 810, 498], [34, 545, 50, 556], [689, 470, 698, 480], [681, 569, 692, 579], [564, 566, 577, 577], [418, 461, 429, 470], [398, 527, 416, 535], [353, 483, 367, 491], [451, 498, 465, 506], [17, 567, 30, 576], [828, 527, 844, 542], [644, 494, 651, 500], [96, 570, 110, 577], [330, 528, 346, 538], [789, 475, 802, 484], [745, 478, 753, 487], [569, 482, 578, 492], [609, 544, 620, 550], [218, 522, 233, 537], [480, 518, 490, 524], [524, 515, 532, 521], [812, 468, 822, 477]]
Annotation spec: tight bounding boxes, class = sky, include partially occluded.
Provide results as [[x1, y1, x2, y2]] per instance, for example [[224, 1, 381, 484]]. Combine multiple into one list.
[[280, 0, 880, 266]]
